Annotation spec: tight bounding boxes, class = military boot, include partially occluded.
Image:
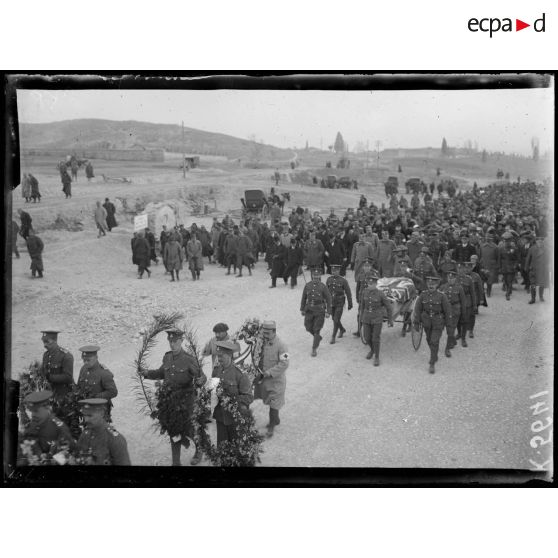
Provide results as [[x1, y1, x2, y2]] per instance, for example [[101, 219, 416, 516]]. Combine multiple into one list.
[[539, 287, 545, 302], [528, 286, 536, 303]]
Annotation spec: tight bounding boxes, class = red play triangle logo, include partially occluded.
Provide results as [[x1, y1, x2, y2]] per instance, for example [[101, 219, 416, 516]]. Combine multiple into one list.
[[516, 19, 530, 31]]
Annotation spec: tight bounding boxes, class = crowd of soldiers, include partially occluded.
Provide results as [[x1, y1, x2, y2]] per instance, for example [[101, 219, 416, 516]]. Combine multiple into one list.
[[17, 318, 289, 467], [15, 175, 551, 466]]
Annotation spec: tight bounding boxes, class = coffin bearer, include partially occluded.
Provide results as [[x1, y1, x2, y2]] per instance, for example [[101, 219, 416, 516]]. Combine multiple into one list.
[[40, 329, 74, 403], [141, 327, 207, 465], [413, 273, 451, 374], [359, 270, 393, 366], [256, 321, 289, 438], [76, 398, 131, 465], [17, 390, 75, 465], [438, 268, 466, 358], [300, 267, 332, 357], [326, 264, 353, 344], [77, 345, 118, 418], [212, 340, 254, 445]]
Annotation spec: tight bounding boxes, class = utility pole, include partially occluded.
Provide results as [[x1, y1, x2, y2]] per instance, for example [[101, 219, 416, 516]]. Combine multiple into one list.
[[365, 140, 369, 169], [375, 140, 381, 170], [182, 121, 186, 179]]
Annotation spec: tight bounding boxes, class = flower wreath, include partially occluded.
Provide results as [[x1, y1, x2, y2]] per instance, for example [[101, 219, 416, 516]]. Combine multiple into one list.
[[134, 313, 264, 467]]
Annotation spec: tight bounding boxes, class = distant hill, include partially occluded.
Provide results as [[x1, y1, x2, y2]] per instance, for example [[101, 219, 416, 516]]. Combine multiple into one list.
[[18, 119, 296, 160]]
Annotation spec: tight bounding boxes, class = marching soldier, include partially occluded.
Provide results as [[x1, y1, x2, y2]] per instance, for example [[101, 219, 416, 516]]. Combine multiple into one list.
[[463, 259, 484, 338], [499, 231, 519, 301], [439, 268, 466, 358], [141, 327, 207, 466], [326, 264, 353, 344], [76, 398, 131, 465], [17, 390, 75, 465], [392, 245, 413, 277], [77, 345, 118, 417], [352, 258, 376, 338], [359, 270, 394, 366], [39, 329, 74, 403], [413, 274, 452, 374], [212, 340, 254, 445], [455, 262, 477, 346], [256, 321, 289, 438], [300, 267, 332, 357], [412, 246, 437, 291]]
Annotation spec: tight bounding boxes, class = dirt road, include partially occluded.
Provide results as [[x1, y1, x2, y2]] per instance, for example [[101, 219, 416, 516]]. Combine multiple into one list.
[[9, 164, 553, 471]]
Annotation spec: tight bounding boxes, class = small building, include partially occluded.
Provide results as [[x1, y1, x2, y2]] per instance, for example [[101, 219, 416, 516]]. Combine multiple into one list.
[[183, 156, 200, 168]]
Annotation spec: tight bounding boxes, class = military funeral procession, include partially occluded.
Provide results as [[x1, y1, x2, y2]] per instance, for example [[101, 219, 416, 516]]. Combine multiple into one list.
[[5, 77, 554, 476]]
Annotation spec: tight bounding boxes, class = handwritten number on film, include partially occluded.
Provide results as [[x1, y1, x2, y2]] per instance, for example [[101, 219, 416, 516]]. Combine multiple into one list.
[[528, 391, 553, 468]]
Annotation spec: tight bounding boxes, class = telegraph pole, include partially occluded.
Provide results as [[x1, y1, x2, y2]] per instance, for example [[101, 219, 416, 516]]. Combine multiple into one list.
[[375, 140, 381, 170], [182, 121, 186, 179]]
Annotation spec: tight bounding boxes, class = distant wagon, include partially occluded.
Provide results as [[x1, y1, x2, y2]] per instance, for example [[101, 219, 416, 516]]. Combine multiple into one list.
[[241, 189, 269, 219]]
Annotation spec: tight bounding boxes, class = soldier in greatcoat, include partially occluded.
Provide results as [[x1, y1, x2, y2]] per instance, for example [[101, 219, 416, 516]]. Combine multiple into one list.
[[525, 235, 549, 303], [498, 231, 519, 301], [455, 262, 477, 346], [39, 329, 74, 403], [254, 321, 289, 438], [282, 238, 304, 288]]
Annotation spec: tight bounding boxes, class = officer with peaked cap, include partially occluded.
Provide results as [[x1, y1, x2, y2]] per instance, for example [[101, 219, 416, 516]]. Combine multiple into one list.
[[256, 320, 289, 438], [202, 323, 240, 374], [141, 327, 206, 466], [39, 329, 74, 402], [413, 273, 451, 374], [77, 345, 118, 410], [212, 340, 253, 445], [76, 399, 131, 465], [359, 269, 393, 366], [439, 267, 466, 358], [300, 266, 332, 357], [17, 390, 76, 464], [392, 245, 413, 277], [326, 263, 353, 344]]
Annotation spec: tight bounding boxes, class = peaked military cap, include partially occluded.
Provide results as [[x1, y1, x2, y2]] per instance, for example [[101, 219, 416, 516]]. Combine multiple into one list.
[[166, 327, 184, 340], [367, 270, 379, 280], [41, 329, 61, 335], [79, 345, 100, 354], [215, 340, 237, 352], [420, 246, 430, 253], [24, 390, 53, 407], [262, 320, 277, 330], [502, 231, 513, 239], [79, 398, 108, 409], [330, 264, 341, 270], [426, 273, 441, 281], [446, 269, 457, 276], [212, 323, 229, 333], [310, 267, 323, 274], [394, 245, 407, 252]]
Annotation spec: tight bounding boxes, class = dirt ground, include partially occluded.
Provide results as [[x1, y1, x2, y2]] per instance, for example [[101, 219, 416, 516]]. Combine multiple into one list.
[[9, 157, 554, 473]]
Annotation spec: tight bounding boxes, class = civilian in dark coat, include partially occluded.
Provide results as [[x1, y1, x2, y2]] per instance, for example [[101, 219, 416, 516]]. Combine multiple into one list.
[[132, 231, 151, 279], [324, 233, 347, 274], [61, 168, 72, 198], [18, 208, 32, 240], [269, 237, 287, 287], [283, 238, 304, 288], [26, 229, 44, 278], [453, 235, 478, 263], [145, 228, 158, 264], [103, 198, 118, 231]]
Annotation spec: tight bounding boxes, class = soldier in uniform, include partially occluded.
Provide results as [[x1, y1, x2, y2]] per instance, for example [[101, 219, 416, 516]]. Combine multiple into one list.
[[212, 340, 254, 445], [255, 321, 289, 438], [412, 246, 437, 291], [455, 263, 477, 346], [17, 390, 75, 465], [392, 245, 413, 277], [39, 329, 74, 403], [413, 274, 451, 374], [325, 264, 353, 344], [352, 259, 376, 338], [300, 267, 332, 357], [499, 231, 519, 301], [77, 345, 118, 418], [76, 398, 131, 465], [359, 270, 394, 366], [141, 328, 207, 466], [463, 259, 484, 338], [439, 268, 466, 358]]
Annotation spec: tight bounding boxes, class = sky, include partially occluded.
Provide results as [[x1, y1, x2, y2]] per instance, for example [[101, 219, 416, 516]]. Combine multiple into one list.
[[17, 85, 554, 156]]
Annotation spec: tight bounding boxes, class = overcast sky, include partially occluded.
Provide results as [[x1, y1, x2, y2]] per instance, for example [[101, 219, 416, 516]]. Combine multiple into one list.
[[17, 86, 553, 156]]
